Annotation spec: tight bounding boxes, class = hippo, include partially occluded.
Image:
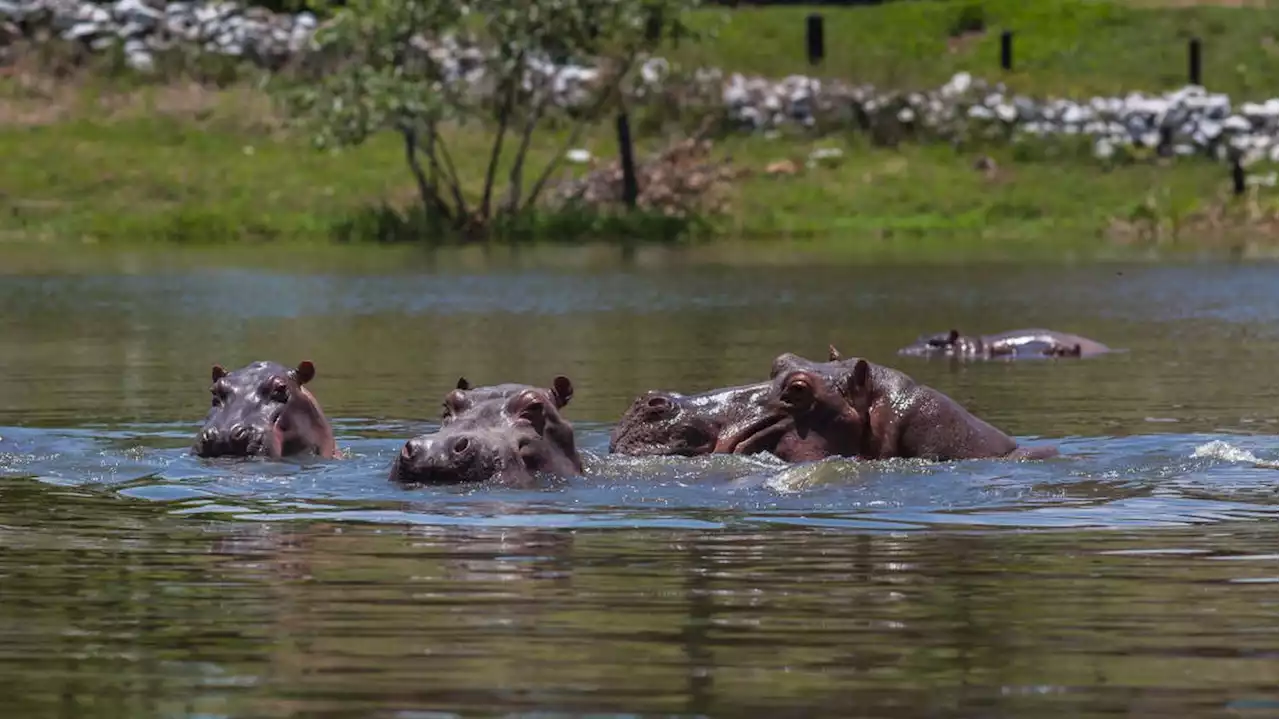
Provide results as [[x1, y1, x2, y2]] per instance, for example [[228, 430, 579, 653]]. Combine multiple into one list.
[[193, 360, 337, 459], [609, 382, 788, 457], [896, 328, 1110, 360], [441, 375, 572, 426], [756, 347, 1058, 462], [391, 377, 582, 486]]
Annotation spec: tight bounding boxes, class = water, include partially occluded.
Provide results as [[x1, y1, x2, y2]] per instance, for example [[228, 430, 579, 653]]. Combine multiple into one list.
[[0, 246, 1276, 718]]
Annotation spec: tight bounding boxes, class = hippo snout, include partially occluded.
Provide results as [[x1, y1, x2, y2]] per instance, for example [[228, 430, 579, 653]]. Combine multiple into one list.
[[194, 423, 268, 458], [393, 433, 487, 485]]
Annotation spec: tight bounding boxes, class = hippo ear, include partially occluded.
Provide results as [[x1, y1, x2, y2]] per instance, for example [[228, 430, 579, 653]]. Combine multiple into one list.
[[828, 344, 842, 362], [211, 364, 227, 382], [947, 329, 960, 344], [551, 375, 574, 408], [293, 361, 316, 385], [845, 359, 873, 412], [456, 377, 471, 391]]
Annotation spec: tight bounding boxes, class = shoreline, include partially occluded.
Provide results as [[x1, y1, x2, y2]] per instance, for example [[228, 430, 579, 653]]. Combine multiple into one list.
[[1, 236, 1275, 274], [0, 1, 1276, 256]]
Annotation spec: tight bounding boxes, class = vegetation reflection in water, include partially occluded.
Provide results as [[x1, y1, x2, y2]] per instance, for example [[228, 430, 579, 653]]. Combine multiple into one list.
[[0, 247, 1275, 718]]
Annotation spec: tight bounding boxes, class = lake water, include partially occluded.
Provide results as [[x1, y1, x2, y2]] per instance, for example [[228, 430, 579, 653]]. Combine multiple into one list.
[[0, 245, 1276, 718]]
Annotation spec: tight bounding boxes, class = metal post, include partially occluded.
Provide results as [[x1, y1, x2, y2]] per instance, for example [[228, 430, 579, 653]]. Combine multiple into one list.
[[616, 113, 639, 209], [645, 7, 662, 43], [806, 14, 824, 66], [1188, 37, 1202, 86], [1000, 30, 1013, 71]]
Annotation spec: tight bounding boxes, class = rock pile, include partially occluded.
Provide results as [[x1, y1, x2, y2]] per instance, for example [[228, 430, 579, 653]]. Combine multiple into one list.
[[1, 0, 317, 71], [710, 70, 1279, 168], [2, 0, 1276, 168]]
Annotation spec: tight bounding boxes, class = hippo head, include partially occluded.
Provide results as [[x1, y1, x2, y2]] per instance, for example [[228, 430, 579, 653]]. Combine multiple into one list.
[[391, 379, 582, 486], [609, 382, 795, 457], [764, 350, 875, 462], [440, 375, 573, 426], [194, 360, 328, 459], [897, 329, 984, 358]]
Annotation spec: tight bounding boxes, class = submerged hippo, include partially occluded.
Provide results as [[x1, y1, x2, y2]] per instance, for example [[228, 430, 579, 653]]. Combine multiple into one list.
[[762, 348, 1057, 462], [897, 328, 1110, 360], [441, 375, 572, 426], [609, 382, 785, 457], [193, 360, 337, 459], [391, 377, 582, 486]]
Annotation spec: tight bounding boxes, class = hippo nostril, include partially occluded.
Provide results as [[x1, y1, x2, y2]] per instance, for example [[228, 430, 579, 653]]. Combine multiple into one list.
[[230, 424, 252, 444], [400, 442, 418, 463], [645, 396, 673, 412], [451, 437, 471, 455], [199, 428, 219, 445]]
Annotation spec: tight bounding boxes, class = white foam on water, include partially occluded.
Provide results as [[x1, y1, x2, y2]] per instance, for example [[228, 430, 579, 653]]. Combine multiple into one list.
[[1191, 440, 1280, 469]]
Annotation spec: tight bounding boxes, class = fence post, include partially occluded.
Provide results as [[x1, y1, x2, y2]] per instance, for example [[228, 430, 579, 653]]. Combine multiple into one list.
[[1188, 37, 1202, 86], [616, 113, 639, 209], [1000, 30, 1013, 71], [806, 14, 824, 66], [645, 6, 663, 43]]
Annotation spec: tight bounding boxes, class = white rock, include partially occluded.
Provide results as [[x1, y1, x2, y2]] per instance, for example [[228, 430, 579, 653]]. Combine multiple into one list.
[[1240, 101, 1268, 117], [63, 21, 98, 39], [941, 72, 972, 98], [1222, 115, 1252, 132]]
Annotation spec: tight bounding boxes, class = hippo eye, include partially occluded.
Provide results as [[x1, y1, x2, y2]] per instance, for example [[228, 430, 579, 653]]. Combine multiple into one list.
[[440, 403, 453, 422], [514, 399, 549, 433], [267, 379, 289, 403]]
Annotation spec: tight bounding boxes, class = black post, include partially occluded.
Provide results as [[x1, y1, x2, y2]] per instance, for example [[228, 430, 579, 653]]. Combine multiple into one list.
[[1000, 30, 1013, 71], [1157, 126, 1173, 157], [1231, 156, 1246, 196], [1188, 37, 1202, 86], [644, 7, 663, 43], [806, 13, 824, 66], [616, 113, 639, 209]]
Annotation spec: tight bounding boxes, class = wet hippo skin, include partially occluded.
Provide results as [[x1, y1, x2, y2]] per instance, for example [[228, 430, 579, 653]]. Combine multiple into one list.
[[193, 360, 337, 459], [757, 347, 1059, 462], [391, 377, 582, 487]]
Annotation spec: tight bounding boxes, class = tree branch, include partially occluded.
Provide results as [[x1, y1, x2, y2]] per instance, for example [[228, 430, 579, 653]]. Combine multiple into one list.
[[502, 74, 558, 215], [402, 125, 453, 221], [423, 124, 469, 220], [521, 53, 639, 213], [479, 60, 522, 221]]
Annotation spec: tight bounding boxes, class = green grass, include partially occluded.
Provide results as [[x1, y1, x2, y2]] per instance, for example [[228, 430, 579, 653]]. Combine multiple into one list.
[[674, 0, 1278, 99], [0, 0, 1276, 254], [0, 109, 1269, 252]]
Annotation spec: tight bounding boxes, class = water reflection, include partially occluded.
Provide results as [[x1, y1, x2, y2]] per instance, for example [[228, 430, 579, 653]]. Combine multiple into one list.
[[0, 487, 1274, 717]]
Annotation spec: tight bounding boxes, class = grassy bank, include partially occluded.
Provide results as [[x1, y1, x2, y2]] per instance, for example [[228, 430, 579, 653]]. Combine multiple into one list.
[[0, 0, 1276, 254], [677, 0, 1279, 99], [2, 108, 1269, 251]]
